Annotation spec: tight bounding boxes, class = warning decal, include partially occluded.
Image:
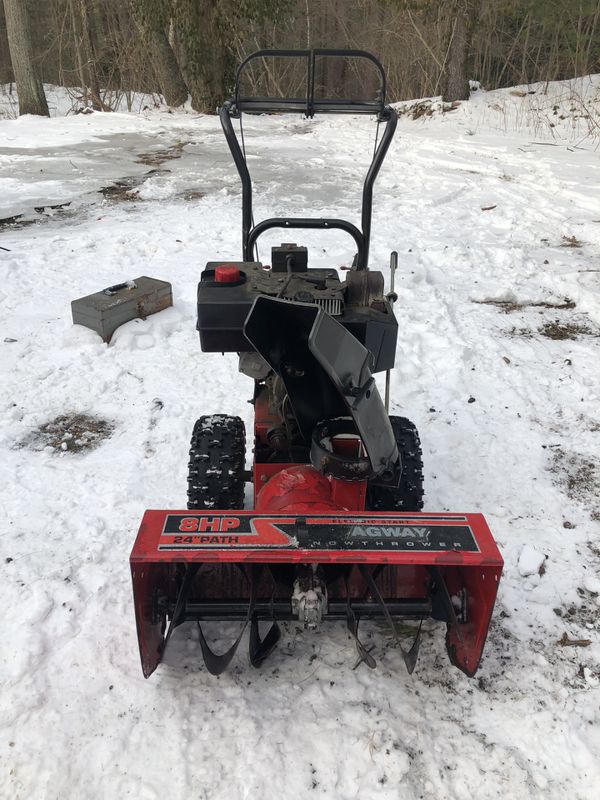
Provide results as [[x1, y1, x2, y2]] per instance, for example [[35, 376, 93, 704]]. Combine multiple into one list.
[[158, 514, 480, 553]]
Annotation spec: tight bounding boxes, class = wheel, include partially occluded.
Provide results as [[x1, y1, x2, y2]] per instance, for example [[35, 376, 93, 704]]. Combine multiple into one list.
[[187, 414, 246, 510], [366, 416, 424, 512]]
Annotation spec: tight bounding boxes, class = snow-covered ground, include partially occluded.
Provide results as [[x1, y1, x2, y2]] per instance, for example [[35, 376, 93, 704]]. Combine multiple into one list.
[[1, 79, 599, 799], [0, 82, 165, 119]]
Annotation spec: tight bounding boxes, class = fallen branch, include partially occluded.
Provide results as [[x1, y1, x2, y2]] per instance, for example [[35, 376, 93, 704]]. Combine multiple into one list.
[[558, 632, 591, 647]]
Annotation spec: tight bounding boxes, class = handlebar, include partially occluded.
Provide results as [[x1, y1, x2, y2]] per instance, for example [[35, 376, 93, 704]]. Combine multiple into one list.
[[219, 49, 398, 270], [246, 218, 366, 266]]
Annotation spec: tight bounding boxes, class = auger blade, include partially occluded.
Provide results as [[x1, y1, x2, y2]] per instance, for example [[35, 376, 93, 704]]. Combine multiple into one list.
[[131, 510, 503, 678]]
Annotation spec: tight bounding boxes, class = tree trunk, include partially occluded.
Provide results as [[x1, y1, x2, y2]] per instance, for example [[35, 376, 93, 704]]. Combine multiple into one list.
[[443, 4, 471, 102], [2, 0, 49, 116], [78, 0, 106, 110], [131, 1, 188, 106], [147, 26, 188, 106], [0, 1, 15, 83], [68, 0, 87, 102], [173, 0, 228, 114]]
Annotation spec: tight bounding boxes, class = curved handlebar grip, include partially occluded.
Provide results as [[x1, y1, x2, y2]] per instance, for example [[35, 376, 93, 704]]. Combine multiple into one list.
[[245, 218, 366, 269]]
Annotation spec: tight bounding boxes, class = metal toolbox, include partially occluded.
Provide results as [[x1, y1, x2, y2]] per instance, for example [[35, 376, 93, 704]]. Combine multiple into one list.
[[71, 277, 172, 343]]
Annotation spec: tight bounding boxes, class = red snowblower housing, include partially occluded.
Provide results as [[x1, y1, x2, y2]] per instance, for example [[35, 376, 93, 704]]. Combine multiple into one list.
[[130, 49, 503, 678]]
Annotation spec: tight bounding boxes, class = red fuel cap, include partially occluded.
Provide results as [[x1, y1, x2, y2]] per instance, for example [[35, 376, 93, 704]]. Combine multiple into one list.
[[214, 264, 241, 283]]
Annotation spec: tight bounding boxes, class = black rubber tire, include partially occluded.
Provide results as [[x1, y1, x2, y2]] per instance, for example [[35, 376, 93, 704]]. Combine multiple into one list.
[[187, 414, 246, 510], [366, 416, 424, 512]]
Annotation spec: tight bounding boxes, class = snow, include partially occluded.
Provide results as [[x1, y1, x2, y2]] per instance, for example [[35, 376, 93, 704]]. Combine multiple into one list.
[[394, 73, 600, 144], [584, 667, 599, 687], [0, 83, 166, 119], [583, 575, 600, 595], [1, 78, 600, 799], [518, 545, 546, 577]]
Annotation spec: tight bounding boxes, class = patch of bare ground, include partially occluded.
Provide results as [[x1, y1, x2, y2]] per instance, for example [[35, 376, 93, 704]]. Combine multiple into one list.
[[0, 202, 74, 230], [0, 212, 26, 228], [549, 447, 600, 520], [554, 590, 599, 632], [589, 542, 600, 558], [98, 171, 161, 202], [509, 317, 599, 340], [99, 182, 140, 201], [577, 414, 600, 433], [135, 141, 189, 166], [98, 167, 204, 204], [19, 413, 114, 453], [474, 297, 575, 313], [178, 189, 206, 201], [539, 319, 598, 340], [561, 234, 583, 248], [394, 99, 461, 121]]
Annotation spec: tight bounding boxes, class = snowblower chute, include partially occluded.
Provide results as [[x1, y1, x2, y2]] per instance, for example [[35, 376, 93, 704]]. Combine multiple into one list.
[[130, 49, 503, 678]]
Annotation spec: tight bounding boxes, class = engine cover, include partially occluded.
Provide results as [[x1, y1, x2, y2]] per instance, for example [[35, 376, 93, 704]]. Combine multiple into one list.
[[196, 260, 398, 373]]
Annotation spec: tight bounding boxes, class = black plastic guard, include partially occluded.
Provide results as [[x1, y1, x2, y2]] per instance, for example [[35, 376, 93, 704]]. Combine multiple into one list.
[[243, 296, 397, 475]]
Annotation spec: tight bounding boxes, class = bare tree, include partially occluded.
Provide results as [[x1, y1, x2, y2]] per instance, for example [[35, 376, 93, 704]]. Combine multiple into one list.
[[172, 0, 230, 113], [78, 0, 103, 109], [67, 0, 114, 109], [130, 0, 188, 106], [4, 0, 600, 116], [0, 3, 15, 84], [2, 0, 49, 115], [443, 0, 478, 102]]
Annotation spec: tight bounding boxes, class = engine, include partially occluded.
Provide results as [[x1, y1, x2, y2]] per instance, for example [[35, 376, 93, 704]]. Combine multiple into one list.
[[196, 244, 398, 374]]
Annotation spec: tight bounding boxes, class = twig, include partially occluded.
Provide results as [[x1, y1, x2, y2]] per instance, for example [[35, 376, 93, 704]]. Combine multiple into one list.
[[558, 632, 591, 647]]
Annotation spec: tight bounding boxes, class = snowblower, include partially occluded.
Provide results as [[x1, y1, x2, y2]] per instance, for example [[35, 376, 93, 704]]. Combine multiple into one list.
[[130, 49, 503, 678]]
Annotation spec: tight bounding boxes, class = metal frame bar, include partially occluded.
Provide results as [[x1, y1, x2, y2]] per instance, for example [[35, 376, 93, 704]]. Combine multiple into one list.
[[220, 49, 397, 270], [246, 217, 367, 267], [176, 600, 432, 621], [233, 48, 387, 116]]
